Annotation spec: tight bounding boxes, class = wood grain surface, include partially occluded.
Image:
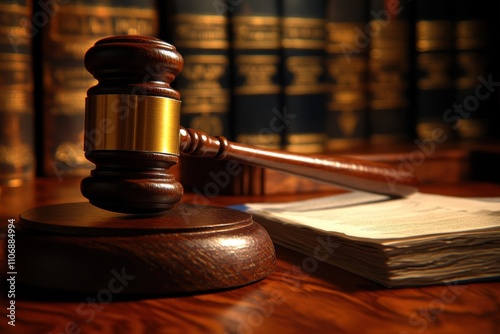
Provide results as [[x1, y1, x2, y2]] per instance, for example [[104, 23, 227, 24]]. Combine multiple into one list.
[[1, 178, 500, 334]]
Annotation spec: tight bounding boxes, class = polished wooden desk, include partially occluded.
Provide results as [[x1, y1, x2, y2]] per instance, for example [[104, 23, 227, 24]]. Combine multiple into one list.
[[1, 178, 499, 334]]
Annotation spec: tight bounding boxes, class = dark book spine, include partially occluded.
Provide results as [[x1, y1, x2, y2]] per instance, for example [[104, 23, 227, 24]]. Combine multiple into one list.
[[164, 1, 235, 195], [452, 0, 494, 140], [166, 0, 231, 138], [0, 0, 35, 186], [368, 0, 412, 144], [325, 0, 369, 151], [281, 0, 327, 153], [42, 0, 158, 179], [414, 0, 455, 140], [231, 0, 283, 149]]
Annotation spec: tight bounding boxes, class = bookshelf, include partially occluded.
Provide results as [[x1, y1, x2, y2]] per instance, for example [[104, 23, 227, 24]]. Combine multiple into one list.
[[0, 0, 498, 192]]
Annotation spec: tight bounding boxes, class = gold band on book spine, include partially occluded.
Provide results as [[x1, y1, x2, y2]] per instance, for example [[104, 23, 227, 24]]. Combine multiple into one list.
[[179, 54, 230, 114], [285, 133, 326, 154], [42, 1, 159, 176], [416, 53, 454, 90], [328, 90, 367, 110], [416, 122, 453, 141], [282, 17, 325, 49], [232, 16, 281, 49], [284, 56, 327, 95], [0, 53, 33, 114], [456, 20, 488, 50], [84, 95, 181, 155], [236, 134, 281, 149], [416, 20, 454, 52], [0, 0, 34, 186], [455, 20, 488, 90], [327, 57, 367, 91], [0, 2, 30, 47], [326, 22, 366, 54], [234, 55, 281, 95], [174, 14, 228, 49], [48, 4, 157, 59], [369, 20, 409, 111]]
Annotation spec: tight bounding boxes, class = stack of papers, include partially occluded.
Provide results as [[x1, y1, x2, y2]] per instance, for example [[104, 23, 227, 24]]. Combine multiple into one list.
[[244, 192, 500, 287]]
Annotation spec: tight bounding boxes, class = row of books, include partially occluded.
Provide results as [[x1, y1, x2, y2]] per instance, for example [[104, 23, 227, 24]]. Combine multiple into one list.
[[0, 0, 160, 185], [167, 0, 500, 156], [1, 0, 499, 187]]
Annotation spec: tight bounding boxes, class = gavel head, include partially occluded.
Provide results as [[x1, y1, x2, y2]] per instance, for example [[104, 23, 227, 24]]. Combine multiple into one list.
[[81, 35, 184, 214]]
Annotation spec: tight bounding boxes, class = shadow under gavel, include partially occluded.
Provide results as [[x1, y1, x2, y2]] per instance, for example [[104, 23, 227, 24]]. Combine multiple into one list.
[[81, 35, 418, 214]]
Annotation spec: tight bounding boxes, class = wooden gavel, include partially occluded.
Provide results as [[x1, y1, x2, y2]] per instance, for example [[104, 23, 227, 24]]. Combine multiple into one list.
[[81, 36, 418, 214], [14, 35, 419, 294]]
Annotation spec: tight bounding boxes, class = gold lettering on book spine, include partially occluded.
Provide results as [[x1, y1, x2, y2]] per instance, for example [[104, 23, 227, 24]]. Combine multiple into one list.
[[0, 1, 34, 184], [455, 20, 489, 138], [285, 134, 326, 154], [0, 2, 31, 47], [326, 21, 368, 141], [417, 53, 453, 90], [328, 90, 367, 111], [416, 20, 454, 52], [235, 55, 280, 95], [232, 15, 281, 95], [232, 16, 281, 49], [326, 22, 368, 56], [0, 54, 33, 114], [369, 20, 409, 111], [174, 14, 228, 49], [285, 56, 327, 95], [283, 18, 326, 95], [454, 20, 488, 90], [48, 5, 157, 59], [236, 134, 281, 149], [180, 55, 229, 114], [326, 17, 369, 146], [327, 57, 367, 92], [44, 2, 158, 173], [45, 3, 158, 117], [282, 17, 325, 49]]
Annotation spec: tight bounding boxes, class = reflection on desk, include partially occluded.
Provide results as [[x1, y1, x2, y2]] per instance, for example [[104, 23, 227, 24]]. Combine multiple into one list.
[[0, 178, 499, 334]]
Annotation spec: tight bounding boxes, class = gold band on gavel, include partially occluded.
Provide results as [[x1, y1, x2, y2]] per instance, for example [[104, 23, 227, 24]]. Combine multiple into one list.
[[84, 94, 181, 155]]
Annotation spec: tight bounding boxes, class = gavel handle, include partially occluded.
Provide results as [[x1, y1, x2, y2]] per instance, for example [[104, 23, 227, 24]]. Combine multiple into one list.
[[179, 127, 419, 197]]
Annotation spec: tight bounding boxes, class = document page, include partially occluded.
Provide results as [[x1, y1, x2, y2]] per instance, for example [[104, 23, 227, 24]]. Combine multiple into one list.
[[246, 192, 500, 240]]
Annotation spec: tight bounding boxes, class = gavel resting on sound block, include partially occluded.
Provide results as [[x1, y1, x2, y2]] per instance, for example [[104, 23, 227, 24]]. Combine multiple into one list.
[[16, 36, 418, 294]]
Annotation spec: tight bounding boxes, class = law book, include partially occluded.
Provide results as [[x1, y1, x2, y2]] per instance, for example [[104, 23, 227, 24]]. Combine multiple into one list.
[[281, 0, 327, 153], [452, 0, 494, 140], [0, 0, 35, 186], [368, 0, 413, 144], [325, 0, 369, 151], [162, 0, 234, 194], [244, 191, 500, 287], [40, 0, 158, 179], [414, 0, 456, 141], [164, 0, 231, 138], [230, 0, 283, 149]]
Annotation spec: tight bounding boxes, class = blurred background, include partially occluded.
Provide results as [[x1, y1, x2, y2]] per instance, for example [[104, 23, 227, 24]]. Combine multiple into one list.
[[1, 0, 499, 196]]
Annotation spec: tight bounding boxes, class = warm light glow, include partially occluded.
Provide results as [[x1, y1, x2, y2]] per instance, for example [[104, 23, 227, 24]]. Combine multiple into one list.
[[220, 237, 248, 249]]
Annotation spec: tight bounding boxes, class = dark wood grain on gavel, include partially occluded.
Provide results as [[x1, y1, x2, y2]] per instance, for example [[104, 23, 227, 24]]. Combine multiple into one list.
[[180, 128, 418, 198]]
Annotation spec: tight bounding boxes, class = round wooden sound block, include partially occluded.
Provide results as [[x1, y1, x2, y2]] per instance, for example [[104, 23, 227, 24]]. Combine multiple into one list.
[[16, 203, 275, 294]]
